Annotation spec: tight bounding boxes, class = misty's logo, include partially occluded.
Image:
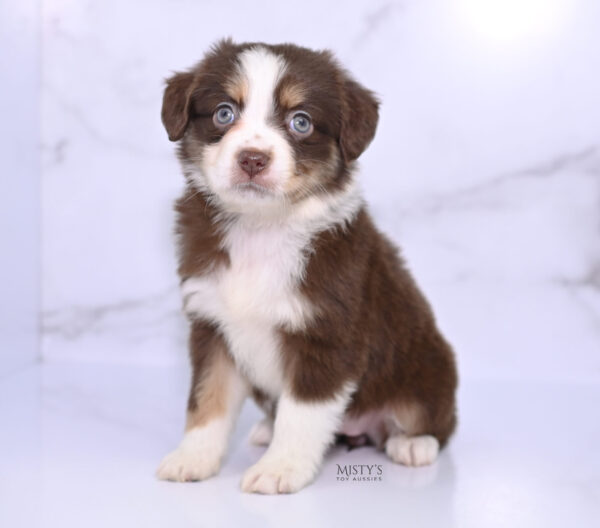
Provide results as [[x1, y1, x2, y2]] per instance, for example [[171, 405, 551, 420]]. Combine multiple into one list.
[[336, 464, 383, 482]]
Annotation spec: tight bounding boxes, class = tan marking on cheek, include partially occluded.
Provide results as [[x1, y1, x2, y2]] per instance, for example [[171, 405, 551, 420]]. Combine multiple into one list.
[[279, 82, 306, 109], [185, 347, 234, 431], [284, 167, 321, 199], [284, 143, 339, 200]]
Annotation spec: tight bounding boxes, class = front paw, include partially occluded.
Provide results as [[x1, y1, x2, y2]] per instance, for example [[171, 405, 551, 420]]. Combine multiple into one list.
[[241, 457, 317, 494], [156, 444, 222, 482]]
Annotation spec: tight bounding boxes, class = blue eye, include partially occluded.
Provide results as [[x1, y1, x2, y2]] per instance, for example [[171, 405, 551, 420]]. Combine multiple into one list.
[[289, 112, 313, 136], [213, 103, 236, 126]]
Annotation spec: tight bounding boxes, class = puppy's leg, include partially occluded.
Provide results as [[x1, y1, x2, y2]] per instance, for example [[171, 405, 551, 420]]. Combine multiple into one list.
[[248, 388, 276, 446], [241, 383, 354, 494], [248, 417, 274, 446], [157, 321, 248, 482]]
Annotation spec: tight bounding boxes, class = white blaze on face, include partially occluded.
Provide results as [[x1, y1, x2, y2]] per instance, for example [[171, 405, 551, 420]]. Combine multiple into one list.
[[200, 47, 296, 212]]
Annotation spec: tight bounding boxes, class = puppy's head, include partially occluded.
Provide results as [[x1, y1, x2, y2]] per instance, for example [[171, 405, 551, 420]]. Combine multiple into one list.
[[162, 40, 379, 214]]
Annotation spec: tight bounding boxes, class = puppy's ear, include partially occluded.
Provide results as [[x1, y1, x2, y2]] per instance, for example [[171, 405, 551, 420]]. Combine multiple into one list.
[[339, 78, 379, 162], [161, 72, 196, 142]]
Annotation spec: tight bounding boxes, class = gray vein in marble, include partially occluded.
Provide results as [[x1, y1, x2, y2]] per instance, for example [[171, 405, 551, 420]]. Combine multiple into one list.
[[554, 263, 600, 329], [560, 265, 600, 291], [556, 281, 600, 333], [43, 286, 182, 340], [389, 145, 600, 331], [402, 145, 600, 216], [350, 2, 400, 52], [41, 138, 69, 168], [469, 145, 599, 189], [44, 85, 169, 160]]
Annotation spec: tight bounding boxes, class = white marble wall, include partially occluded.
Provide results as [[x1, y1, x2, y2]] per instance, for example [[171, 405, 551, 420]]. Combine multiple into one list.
[[40, 0, 600, 381], [0, 0, 40, 376]]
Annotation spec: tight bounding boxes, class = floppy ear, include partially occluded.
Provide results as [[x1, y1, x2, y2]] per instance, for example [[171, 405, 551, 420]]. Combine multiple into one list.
[[339, 78, 380, 162], [161, 71, 196, 141]]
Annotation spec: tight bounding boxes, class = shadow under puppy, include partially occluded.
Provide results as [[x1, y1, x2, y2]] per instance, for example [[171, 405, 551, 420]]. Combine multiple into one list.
[[157, 39, 458, 494]]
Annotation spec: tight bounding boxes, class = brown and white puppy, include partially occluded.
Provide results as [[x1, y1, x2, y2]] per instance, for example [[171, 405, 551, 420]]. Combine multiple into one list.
[[156, 39, 458, 494]]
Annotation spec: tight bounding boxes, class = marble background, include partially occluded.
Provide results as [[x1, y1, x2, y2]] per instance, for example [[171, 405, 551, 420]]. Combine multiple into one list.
[[36, 0, 600, 381]]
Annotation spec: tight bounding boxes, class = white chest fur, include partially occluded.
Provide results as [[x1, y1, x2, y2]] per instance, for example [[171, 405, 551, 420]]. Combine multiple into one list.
[[180, 180, 363, 397], [181, 218, 315, 397]]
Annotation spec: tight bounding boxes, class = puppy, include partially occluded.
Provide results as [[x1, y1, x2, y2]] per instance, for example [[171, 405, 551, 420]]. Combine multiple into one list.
[[156, 39, 458, 494]]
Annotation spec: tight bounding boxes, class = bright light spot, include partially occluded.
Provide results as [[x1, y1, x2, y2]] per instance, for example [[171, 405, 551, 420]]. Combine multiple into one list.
[[458, 0, 571, 44]]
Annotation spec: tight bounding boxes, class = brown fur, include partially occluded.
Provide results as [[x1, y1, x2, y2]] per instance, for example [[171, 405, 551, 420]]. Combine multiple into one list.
[[251, 387, 277, 421], [174, 188, 229, 279]]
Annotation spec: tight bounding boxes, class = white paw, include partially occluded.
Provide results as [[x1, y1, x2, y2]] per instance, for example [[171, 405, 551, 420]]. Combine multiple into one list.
[[386, 434, 439, 467], [156, 445, 222, 482], [241, 457, 316, 494], [248, 418, 273, 446]]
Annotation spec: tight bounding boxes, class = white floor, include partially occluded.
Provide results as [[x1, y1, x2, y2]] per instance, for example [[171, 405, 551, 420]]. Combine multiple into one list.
[[1, 363, 598, 528]]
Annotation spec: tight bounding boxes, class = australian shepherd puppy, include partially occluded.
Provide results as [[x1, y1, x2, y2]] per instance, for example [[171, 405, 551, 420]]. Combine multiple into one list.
[[156, 39, 458, 494]]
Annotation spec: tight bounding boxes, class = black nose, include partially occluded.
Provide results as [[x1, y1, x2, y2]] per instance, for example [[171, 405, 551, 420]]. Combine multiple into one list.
[[238, 150, 271, 178]]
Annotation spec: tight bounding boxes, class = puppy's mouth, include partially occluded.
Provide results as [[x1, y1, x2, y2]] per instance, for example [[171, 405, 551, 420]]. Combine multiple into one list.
[[232, 181, 274, 197]]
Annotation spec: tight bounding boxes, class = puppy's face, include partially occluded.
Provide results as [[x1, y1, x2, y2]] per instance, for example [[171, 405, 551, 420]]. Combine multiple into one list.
[[162, 40, 379, 214]]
